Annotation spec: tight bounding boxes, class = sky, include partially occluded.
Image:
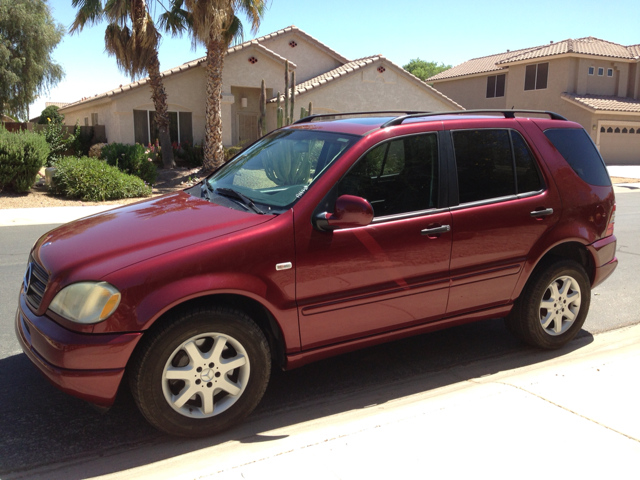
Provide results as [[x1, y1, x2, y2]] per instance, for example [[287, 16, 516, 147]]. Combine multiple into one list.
[[30, 0, 640, 119]]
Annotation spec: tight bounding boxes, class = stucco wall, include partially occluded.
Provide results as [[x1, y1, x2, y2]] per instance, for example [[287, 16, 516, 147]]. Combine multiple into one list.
[[432, 74, 508, 110], [260, 33, 344, 83], [285, 63, 460, 122]]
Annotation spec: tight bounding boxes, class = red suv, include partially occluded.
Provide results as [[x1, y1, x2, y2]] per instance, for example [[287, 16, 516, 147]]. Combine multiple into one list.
[[16, 110, 617, 437]]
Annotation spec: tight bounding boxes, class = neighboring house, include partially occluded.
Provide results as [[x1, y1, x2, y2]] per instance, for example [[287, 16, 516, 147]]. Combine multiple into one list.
[[59, 26, 461, 149], [428, 37, 640, 165]]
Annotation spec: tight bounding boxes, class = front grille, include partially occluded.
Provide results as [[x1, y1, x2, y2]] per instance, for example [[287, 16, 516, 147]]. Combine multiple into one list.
[[25, 256, 49, 310]]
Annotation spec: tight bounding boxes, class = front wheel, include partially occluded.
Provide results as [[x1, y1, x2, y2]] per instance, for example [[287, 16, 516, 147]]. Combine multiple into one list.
[[506, 259, 591, 349], [129, 307, 271, 437]]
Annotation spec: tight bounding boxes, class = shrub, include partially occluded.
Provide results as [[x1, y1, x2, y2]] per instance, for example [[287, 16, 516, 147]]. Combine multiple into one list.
[[0, 126, 50, 192], [38, 105, 64, 124], [181, 142, 204, 167], [72, 124, 94, 157], [102, 142, 157, 184], [50, 156, 152, 201], [41, 120, 75, 166], [88, 143, 107, 158]]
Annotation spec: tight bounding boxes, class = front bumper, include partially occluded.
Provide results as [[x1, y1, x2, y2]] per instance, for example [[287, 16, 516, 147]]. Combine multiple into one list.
[[15, 291, 142, 407]]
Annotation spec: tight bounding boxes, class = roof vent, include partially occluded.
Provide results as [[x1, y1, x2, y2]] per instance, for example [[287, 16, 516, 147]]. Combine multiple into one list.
[[248, 56, 258, 64], [377, 66, 386, 74], [550, 40, 554, 44], [289, 41, 297, 48]]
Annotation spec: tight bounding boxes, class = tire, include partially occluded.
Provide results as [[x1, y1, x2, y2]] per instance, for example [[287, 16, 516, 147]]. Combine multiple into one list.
[[129, 306, 271, 437], [505, 259, 591, 349]]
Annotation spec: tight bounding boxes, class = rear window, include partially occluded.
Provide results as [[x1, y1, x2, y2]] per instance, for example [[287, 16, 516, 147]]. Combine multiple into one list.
[[544, 128, 611, 186]]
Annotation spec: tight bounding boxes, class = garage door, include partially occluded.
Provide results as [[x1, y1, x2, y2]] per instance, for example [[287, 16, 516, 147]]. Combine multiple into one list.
[[599, 124, 640, 165]]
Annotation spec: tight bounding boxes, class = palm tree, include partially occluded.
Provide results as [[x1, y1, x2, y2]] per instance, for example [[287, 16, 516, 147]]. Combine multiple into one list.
[[71, 0, 190, 169], [182, 0, 266, 173]]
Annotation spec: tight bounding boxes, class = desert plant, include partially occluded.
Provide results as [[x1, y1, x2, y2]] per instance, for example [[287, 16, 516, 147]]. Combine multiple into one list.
[[88, 142, 107, 158], [50, 156, 152, 201], [0, 126, 50, 192], [259, 79, 267, 137], [263, 140, 311, 186], [72, 123, 94, 157], [101, 142, 157, 184], [41, 119, 75, 166]]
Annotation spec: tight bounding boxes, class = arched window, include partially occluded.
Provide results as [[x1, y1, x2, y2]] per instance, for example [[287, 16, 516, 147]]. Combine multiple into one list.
[[630, 128, 636, 134], [622, 128, 628, 133], [600, 127, 605, 132], [614, 127, 620, 133], [607, 127, 613, 133]]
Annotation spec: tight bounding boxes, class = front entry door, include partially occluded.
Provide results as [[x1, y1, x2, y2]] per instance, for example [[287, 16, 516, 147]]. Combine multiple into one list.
[[295, 132, 452, 349]]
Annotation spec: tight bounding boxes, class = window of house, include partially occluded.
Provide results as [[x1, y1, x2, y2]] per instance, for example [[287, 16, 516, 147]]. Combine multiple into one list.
[[588, 67, 595, 75], [598, 67, 604, 76], [524, 63, 548, 91], [607, 68, 613, 77], [91, 113, 99, 125], [486, 74, 506, 98], [336, 133, 439, 217], [452, 129, 542, 204], [84, 117, 89, 126], [133, 110, 193, 146]]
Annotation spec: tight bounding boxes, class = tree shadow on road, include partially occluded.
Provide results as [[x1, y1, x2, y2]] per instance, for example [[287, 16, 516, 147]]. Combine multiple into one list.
[[0, 318, 593, 478]]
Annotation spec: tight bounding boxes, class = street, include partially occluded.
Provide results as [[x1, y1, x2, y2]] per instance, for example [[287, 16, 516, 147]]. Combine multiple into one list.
[[0, 189, 639, 478]]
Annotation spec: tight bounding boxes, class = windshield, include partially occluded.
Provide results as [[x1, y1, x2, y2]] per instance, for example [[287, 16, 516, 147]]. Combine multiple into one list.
[[205, 129, 359, 213]]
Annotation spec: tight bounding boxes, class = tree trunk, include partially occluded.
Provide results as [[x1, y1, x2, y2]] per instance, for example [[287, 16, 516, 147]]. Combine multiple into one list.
[[147, 52, 176, 169], [203, 38, 226, 174]]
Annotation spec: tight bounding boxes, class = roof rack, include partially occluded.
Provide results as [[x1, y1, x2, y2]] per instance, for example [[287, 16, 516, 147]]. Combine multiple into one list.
[[293, 111, 430, 125], [380, 109, 567, 127]]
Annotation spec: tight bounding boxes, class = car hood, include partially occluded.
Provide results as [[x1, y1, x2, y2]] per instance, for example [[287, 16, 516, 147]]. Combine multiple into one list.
[[34, 191, 274, 282]]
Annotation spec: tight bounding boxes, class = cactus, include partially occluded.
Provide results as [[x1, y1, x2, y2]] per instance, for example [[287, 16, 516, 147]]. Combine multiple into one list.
[[259, 79, 267, 136], [263, 142, 311, 186], [308, 101, 313, 116], [290, 71, 296, 123], [301, 107, 308, 119], [276, 91, 283, 128], [284, 62, 290, 126], [277, 107, 284, 129]]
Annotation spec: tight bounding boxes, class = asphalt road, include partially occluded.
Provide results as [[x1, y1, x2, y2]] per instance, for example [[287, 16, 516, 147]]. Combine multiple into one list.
[[0, 190, 638, 477]]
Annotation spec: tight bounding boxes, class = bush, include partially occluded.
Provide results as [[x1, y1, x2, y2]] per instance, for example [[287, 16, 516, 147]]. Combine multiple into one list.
[[88, 142, 107, 158], [41, 120, 75, 166], [50, 156, 152, 202], [72, 124, 94, 157], [101, 143, 157, 184], [181, 141, 204, 167], [0, 126, 50, 192], [38, 105, 64, 124]]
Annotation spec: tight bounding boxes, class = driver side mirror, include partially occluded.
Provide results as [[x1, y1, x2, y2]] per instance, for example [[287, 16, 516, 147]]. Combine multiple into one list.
[[314, 195, 374, 232]]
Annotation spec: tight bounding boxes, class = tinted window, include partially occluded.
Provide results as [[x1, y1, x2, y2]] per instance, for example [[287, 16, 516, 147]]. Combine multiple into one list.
[[337, 134, 438, 217], [524, 65, 537, 91], [496, 74, 506, 97], [544, 128, 611, 186], [511, 131, 543, 193], [453, 130, 515, 203]]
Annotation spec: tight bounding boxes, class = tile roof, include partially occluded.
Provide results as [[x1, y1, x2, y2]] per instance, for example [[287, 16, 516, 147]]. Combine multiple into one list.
[[268, 55, 463, 110], [499, 37, 638, 64], [427, 46, 543, 81], [562, 93, 640, 113], [429, 37, 640, 82]]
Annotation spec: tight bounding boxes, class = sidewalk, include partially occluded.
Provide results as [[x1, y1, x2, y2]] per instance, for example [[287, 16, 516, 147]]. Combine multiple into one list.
[[19, 323, 640, 480]]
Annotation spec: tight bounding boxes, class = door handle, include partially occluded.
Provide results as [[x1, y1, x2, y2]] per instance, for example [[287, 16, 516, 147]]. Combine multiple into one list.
[[421, 225, 451, 236], [530, 208, 554, 218]]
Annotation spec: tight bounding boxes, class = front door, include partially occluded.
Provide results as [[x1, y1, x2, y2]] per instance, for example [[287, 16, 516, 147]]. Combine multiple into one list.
[[295, 133, 452, 349]]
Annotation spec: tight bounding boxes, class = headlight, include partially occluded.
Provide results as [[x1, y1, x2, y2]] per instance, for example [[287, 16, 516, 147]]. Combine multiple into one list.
[[49, 282, 121, 324]]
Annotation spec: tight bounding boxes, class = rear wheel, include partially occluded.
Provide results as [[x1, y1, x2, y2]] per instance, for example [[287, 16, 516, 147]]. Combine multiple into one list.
[[129, 306, 271, 437], [506, 259, 590, 349]]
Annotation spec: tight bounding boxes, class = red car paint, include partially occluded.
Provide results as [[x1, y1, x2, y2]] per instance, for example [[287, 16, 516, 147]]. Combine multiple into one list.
[[16, 112, 617, 408]]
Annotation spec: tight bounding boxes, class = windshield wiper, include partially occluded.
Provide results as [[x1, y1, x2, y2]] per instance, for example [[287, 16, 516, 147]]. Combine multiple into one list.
[[215, 187, 265, 215]]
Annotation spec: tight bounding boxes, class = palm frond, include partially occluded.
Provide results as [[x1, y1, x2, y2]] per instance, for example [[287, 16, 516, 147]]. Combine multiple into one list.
[[70, 0, 104, 34], [158, 0, 192, 37]]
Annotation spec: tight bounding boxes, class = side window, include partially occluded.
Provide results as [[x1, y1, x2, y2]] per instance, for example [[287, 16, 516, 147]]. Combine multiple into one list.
[[337, 134, 438, 217], [511, 131, 543, 193], [452, 130, 514, 203]]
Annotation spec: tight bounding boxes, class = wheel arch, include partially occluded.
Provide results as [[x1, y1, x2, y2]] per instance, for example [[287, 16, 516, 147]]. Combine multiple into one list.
[[133, 293, 287, 370]]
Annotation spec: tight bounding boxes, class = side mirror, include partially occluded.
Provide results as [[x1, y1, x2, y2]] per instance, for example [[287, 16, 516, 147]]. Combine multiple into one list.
[[314, 195, 374, 231]]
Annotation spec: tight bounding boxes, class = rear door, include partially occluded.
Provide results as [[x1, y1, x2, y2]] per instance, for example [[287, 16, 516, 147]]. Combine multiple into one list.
[[446, 126, 561, 315]]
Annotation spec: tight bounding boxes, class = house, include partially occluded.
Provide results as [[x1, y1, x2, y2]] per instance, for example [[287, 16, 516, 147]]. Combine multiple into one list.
[[427, 37, 640, 165], [59, 26, 462, 149]]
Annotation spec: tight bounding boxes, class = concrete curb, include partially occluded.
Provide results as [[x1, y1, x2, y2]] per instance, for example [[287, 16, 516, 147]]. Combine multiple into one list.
[[0, 205, 120, 227]]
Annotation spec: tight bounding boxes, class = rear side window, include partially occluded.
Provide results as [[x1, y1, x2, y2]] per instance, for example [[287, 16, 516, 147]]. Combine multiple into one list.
[[544, 128, 611, 186], [452, 129, 543, 204]]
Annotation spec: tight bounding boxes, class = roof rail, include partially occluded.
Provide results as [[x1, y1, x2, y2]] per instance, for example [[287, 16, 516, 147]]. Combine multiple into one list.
[[293, 111, 430, 125], [380, 109, 568, 128]]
